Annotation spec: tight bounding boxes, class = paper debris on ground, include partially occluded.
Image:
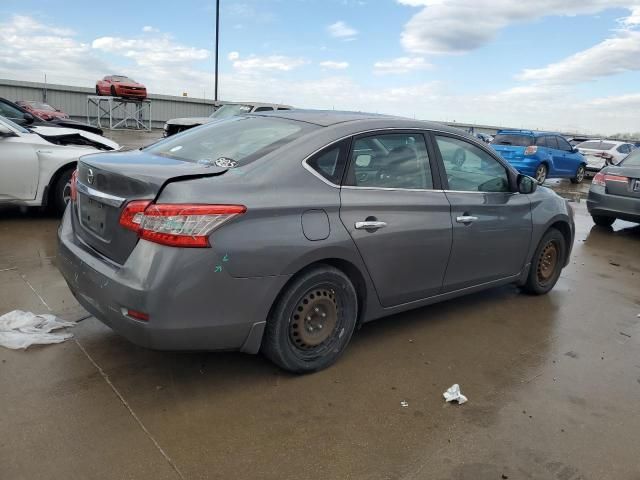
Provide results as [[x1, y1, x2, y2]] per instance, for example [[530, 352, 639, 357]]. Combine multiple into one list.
[[0, 310, 76, 349], [443, 384, 468, 404], [400, 400, 409, 408]]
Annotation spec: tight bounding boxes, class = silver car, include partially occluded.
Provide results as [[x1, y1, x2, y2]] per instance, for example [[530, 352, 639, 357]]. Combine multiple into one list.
[[58, 111, 575, 373]]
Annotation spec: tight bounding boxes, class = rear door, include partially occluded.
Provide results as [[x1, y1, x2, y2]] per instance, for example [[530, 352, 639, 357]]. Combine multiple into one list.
[[431, 133, 532, 291], [339, 131, 452, 307]]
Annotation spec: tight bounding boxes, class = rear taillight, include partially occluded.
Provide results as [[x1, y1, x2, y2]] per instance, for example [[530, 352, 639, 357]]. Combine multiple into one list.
[[524, 145, 538, 155], [595, 152, 614, 160], [119, 202, 246, 247], [70, 169, 78, 202], [592, 172, 628, 187]]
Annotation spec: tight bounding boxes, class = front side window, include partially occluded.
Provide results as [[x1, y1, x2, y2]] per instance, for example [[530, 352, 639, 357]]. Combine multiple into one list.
[[0, 101, 26, 120], [546, 136, 559, 150], [145, 116, 314, 166], [436, 135, 510, 193], [344, 133, 433, 189], [556, 137, 573, 152]]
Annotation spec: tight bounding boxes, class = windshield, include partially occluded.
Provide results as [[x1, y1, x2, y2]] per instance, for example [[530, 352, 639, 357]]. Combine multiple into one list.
[[209, 104, 253, 119], [28, 102, 56, 111], [577, 141, 615, 150], [144, 116, 313, 165], [112, 76, 134, 82], [491, 134, 533, 147], [0, 115, 30, 133], [621, 150, 640, 167]]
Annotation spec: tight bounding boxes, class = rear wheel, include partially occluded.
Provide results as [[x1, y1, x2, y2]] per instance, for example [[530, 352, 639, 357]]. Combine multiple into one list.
[[592, 215, 615, 227], [522, 228, 566, 295], [95, 86, 101, 96], [570, 164, 585, 184], [535, 164, 548, 184], [50, 168, 74, 216], [262, 265, 358, 373]]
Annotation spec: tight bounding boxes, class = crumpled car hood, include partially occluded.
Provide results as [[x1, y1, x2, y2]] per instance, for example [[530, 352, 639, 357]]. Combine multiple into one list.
[[30, 126, 120, 151]]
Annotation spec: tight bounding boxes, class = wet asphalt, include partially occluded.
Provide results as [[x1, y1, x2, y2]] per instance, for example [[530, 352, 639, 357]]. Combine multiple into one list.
[[1, 132, 639, 480]]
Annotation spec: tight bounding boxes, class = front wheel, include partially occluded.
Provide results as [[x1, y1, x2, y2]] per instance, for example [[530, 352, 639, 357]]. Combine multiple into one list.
[[262, 265, 358, 373], [535, 164, 548, 184], [110, 86, 117, 97], [521, 228, 566, 295], [570, 165, 585, 184], [592, 215, 615, 227], [95, 86, 101, 96]]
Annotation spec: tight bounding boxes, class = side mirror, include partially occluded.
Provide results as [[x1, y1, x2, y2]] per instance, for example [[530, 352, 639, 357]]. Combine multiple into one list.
[[0, 124, 16, 138], [23, 112, 35, 124], [572, 147, 579, 153], [517, 174, 537, 194]]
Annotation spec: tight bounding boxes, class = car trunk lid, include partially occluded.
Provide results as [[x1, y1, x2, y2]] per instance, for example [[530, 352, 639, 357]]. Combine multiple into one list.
[[72, 151, 227, 264], [603, 166, 640, 199]]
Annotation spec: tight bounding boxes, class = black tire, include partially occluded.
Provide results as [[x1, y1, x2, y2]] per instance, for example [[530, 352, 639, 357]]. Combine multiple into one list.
[[110, 86, 117, 97], [592, 215, 615, 227], [570, 164, 585, 184], [535, 163, 548, 184], [262, 265, 358, 373], [521, 228, 566, 295], [95, 86, 101, 96], [50, 168, 74, 216]]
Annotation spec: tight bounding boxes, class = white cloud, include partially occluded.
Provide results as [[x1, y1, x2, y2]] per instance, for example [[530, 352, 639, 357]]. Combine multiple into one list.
[[327, 21, 358, 40], [320, 60, 349, 69], [373, 56, 430, 74], [142, 25, 158, 33], [228, 51, 240, 61], [398, 0, 636, 54], [92, 36, 209, 64], [517, 30, 640, 84], [231, 55, 308, 72]]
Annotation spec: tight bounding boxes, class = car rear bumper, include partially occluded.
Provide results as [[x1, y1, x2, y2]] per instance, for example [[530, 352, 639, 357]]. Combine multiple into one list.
[[587, 187, 640, 223], [57, 209, 290, 352]]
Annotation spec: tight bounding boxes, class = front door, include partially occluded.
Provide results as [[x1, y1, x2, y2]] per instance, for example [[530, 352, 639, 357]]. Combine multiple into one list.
[[432, 134, 533, 291], [0, 131, 40, 202], [339, 131, 452, 307]]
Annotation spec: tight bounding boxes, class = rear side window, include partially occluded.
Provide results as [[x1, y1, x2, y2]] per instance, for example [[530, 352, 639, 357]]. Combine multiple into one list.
[[535, 136, 548, 147], [344, 133, 433, 189], [306, 140, 349, 185], [253, 107, 274, 112], [616, 144, 630, 154], [578, 141, 615, 150], [145, 116, 315, 166], [492, 134, 533, 147], [546, 136, 559, 150]]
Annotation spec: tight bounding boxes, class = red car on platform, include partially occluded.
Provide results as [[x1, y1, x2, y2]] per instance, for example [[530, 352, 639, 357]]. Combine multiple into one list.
[[15, 101, 69, 121], [95, 75, 147, 100]]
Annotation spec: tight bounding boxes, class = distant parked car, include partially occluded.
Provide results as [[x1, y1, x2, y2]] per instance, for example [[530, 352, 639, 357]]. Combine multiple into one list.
[[57, 111, 575, 373], [491, 130, 586, 184], [576, 140, 636, 172], [96, 75, 147, 100], [16, 101, 69, 121], [0, 97, 104, 135], [566, 136, 591, 147], [587, 149, 640, 227], [163, 102, 293, 137], [475, 132, 493, 143], [0, 115, 117, 214]]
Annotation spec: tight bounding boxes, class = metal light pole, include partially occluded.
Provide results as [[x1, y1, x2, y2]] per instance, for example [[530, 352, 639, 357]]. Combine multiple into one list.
[[214, 0, 220, 102]]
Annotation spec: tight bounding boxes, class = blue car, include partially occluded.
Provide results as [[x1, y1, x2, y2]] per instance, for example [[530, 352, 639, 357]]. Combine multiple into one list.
[[491, 130, 586, 184]]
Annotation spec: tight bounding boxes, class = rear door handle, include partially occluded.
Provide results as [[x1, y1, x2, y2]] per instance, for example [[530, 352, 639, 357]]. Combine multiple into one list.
[[456, 215, 478, 224], [355, 221, 387, 230]]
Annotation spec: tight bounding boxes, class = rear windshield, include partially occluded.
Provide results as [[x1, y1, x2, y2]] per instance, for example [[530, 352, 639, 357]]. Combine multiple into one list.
[[621, 150, 640, 167], [491, 134, 533, 147], [578, 141, 615, 150], [144, 116, 313, 165]]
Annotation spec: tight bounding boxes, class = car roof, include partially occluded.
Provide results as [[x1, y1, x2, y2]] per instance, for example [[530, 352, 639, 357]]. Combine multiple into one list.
[[218, 101, 293, 109], [497, 129, 562, 137], [248, 109, 467, 133]]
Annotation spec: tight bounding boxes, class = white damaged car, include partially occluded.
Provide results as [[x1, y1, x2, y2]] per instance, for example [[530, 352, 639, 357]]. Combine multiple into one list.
[[0, 115, 119, 214]]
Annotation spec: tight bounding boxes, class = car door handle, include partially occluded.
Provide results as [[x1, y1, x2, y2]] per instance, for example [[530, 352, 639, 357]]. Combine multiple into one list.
[[456, 215, 478, 224], [355, 221, 387, 230]]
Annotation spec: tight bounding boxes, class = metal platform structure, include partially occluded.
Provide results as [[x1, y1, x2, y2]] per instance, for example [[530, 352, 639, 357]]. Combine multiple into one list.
[[86, 95, 151, 131]]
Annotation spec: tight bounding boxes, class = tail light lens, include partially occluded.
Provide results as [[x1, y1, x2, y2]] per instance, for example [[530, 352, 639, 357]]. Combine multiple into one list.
[[70, 169, 78, 202], [119, 202, 246, 247], [592, 172, 628, 187], [524, 145, 538, 155]]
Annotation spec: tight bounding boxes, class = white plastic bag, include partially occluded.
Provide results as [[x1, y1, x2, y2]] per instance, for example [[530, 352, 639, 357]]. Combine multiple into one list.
[[443, 384, 468, 404], [0, 310, 76, 349]]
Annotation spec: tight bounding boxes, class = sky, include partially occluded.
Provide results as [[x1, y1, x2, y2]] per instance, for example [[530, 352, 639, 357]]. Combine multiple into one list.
[[1, 0, 640, 134]]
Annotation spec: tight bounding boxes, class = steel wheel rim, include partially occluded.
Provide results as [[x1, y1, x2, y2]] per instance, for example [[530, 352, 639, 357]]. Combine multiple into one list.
[[537, 240, 558, 284], [289, 286, 340, 354], [536, 165, 547, 183], [62, 181, 72, 205]]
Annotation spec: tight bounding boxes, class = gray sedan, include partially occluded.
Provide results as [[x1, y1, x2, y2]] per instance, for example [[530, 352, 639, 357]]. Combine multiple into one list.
[[587, 150, 640, 227], [57, 111, 575, 373]]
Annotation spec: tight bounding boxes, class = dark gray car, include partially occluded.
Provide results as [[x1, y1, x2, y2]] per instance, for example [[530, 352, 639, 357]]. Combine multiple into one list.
[[57, 111, 575, 373]]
